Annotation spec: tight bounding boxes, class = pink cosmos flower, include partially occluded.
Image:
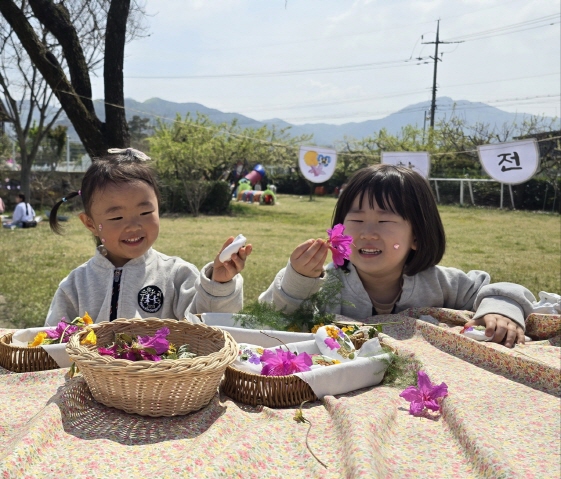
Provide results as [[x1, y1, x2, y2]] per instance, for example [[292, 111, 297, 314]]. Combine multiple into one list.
[[326, 224, 354, 267], [324, 337, 340, 350], [260, 349, 312, 376], [137, 327, 170, 355], [399, 371, 449, 417]]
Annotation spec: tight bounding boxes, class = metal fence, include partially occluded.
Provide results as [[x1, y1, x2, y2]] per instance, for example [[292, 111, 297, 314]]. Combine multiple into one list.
[[431, 178, 516, 209]]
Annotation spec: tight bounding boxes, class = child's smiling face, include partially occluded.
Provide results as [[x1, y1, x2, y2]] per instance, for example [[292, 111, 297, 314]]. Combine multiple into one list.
[[80, 180, 160, 267], [343, 195, 416, 280]]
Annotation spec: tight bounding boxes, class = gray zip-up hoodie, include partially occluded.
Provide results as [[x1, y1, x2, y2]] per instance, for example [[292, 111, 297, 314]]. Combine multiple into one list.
[[259, 262, 535, 330], [45, 248, 243, 326]]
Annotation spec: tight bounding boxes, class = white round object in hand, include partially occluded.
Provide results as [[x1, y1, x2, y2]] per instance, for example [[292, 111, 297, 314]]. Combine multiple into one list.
[[219, 234, 247, 263]]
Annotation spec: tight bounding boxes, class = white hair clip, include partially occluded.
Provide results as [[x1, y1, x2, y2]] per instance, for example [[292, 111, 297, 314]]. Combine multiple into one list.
[[107, 147, 151, 161]]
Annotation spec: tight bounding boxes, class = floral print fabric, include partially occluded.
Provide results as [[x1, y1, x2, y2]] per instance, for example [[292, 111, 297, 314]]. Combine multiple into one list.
[[0, 310, 559, 479]]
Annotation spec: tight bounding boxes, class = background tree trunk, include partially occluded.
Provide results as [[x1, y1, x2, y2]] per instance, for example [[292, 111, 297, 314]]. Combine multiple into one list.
[[0, 0, 133, 158]]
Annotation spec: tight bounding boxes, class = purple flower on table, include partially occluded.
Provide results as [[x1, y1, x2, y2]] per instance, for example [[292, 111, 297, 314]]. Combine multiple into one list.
[[324, 337, 340, 350], [260, 349, 312, 376], [137, 327, 170, 355], [399, 371, 449, 417], [326, 224, 354, 267]]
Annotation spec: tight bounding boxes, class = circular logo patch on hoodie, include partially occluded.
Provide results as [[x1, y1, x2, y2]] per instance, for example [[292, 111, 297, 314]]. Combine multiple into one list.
[[138, 285, 163, 313]]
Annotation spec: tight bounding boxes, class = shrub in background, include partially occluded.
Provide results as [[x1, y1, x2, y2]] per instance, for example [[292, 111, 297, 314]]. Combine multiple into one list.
[[159, 179, 231, 215]]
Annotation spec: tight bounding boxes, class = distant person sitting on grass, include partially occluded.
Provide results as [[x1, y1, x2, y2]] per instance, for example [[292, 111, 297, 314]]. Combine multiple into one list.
[[260, 164, 535, 348], [45, 147, 252, 326], [2, 194, 35, 228]]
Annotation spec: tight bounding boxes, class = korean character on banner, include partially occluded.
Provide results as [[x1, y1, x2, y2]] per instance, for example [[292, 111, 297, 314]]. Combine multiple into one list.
[[477, 139, 540, 185]]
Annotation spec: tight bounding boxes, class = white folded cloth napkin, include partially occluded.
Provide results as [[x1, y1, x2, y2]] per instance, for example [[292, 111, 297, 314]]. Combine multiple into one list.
[[11, 327, 72, 368], [232, 335, 390, 399]]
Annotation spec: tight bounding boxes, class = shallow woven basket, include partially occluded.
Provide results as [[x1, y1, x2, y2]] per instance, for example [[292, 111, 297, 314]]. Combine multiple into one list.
[[0, 333, 59, 373], [66, 318, 238, 417], [223, 367, 317, 408], [222, 335, 367, 408]]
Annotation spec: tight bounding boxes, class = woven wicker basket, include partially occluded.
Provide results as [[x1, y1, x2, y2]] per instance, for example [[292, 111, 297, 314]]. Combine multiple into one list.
[[222, 335, 368, 408], [223, 366, 317, 407], [66, 318, 238, 417], [0, 333, 59, 373]]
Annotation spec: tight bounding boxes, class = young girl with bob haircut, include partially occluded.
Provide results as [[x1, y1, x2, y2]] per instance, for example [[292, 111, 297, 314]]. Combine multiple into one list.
[[45, 148, 252, 326], [260, 164, 535, 348]]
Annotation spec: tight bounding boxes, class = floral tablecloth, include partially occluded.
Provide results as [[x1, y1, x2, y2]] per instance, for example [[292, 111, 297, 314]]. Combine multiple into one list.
[[1, 308, 560, 479]]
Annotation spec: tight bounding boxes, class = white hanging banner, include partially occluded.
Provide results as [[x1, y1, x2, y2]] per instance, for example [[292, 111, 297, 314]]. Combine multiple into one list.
[[299, 146, 337, 183], [477, 139, 540, 185], [381, 152, 430, 179]]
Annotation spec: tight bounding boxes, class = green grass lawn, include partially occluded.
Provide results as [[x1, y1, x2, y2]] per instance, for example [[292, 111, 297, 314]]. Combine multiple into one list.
[[1, 195, 559, 328]]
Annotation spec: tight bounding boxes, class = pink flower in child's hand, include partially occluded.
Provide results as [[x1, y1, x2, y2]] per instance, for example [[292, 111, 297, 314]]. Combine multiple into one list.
[[324, 337, 340, 350], [326, 224, 354, 267], [260, 349, 312, 376], [399, 370, 448, 417], [137, 327, 170, 355]]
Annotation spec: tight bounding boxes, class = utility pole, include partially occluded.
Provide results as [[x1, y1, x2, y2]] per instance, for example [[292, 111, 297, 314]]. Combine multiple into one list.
[[422, 20, 463, 128]]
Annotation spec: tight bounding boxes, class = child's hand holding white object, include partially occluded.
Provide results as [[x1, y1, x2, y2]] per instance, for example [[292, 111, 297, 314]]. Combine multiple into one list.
[[463, 314, 525, 348], [213, 236, 253, 283]]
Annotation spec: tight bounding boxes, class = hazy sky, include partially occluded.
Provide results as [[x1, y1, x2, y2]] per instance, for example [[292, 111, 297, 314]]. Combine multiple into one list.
[[91, 0, 560, 125]]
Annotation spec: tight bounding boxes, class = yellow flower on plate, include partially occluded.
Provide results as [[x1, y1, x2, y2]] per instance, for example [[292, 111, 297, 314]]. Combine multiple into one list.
[[29, 331, 48, 347], [82, 312, 93, 325], [80, 329, 97, 345], [311, 323, 324, 334], [325, 325, 340, 339]]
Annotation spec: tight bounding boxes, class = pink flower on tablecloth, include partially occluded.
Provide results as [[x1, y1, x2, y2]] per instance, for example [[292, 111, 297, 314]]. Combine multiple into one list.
[[260, 348, 312, 376], [326, 224, 354, 267], [399, 370, 448, 417]]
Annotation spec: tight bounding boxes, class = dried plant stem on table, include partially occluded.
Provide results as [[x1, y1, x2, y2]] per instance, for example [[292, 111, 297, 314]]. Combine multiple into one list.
[[293, 401, 328, 469]]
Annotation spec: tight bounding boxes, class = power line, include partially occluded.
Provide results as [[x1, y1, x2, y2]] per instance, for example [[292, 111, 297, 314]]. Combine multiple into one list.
[[123, 14, 558, 81], [179, 72, 560, 115], [124, 58, 428, 80], [446, 13, 560, 42]]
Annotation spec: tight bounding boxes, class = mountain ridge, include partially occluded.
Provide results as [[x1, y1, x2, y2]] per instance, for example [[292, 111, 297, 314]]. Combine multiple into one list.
[[63, 96, 559, 146]]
